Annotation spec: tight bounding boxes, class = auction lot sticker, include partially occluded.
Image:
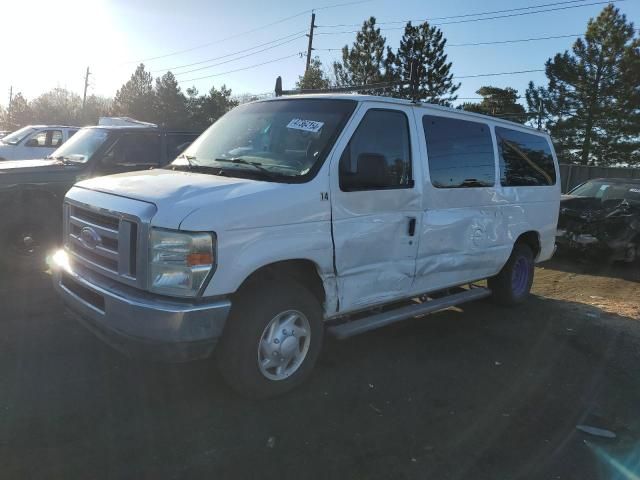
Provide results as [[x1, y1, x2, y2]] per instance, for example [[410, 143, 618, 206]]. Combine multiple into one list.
[[287, 118, 324, 133]]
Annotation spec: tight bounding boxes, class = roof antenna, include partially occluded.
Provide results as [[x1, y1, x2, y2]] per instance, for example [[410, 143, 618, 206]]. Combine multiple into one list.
[[275, 76, 283, 97], [409, 61, 421, 104]]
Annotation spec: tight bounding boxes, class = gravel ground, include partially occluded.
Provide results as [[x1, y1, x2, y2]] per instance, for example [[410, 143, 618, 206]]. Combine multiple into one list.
[[1, 256, 639, 479]]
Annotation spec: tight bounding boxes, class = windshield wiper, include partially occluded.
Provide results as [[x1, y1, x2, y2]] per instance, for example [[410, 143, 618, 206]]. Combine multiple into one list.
[[214, 157, 284, 180]]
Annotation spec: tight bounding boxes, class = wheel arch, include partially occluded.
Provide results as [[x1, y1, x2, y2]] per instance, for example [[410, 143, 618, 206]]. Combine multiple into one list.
[[233, 259, 329, 312], [514, 230, 541, 260]]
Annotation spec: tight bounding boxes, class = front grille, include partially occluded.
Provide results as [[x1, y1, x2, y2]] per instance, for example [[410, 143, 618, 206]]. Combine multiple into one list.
[[66, 203, 138, 281]]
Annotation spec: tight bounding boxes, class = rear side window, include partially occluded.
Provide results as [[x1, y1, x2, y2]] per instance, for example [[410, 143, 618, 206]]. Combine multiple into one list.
[[496, 127, 556, 186], [339, 109, 412, 191], [422, 115, 495, 188]]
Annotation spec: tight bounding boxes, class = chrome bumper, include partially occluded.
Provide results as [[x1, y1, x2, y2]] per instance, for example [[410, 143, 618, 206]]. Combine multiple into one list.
[[53, 257, 231, 362]]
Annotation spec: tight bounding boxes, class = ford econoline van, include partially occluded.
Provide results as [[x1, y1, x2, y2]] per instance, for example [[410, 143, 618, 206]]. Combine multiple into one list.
[[52, 95, 560, 397]]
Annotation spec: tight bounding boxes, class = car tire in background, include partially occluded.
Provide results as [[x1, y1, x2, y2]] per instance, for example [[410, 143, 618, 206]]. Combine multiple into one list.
[[216, 279, 324, 399], [0, 197, 60, 272], [489, 243, 535, 306]]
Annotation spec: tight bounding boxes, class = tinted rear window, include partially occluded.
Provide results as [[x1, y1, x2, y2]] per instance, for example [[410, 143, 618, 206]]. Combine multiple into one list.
[[423, 115, 495, 188], [496, 127, 556, 186]]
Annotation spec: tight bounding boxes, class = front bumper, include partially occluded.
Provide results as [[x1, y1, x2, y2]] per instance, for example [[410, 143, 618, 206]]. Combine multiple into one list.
[[52, 253, 231, 362]]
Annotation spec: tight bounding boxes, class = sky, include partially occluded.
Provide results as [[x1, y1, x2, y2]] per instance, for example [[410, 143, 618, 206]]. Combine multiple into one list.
[[1, 0, 638, 109]]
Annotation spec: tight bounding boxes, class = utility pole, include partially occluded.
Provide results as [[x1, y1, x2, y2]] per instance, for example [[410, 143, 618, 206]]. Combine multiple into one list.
[[537, 99, 543, 130], [305, 12, 316, 72], [82, 66, 91, 111]]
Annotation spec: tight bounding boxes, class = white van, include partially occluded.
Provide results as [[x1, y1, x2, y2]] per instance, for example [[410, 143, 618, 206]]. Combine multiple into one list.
[[52, 95, 560, 397], [0, 125, 79, 160]]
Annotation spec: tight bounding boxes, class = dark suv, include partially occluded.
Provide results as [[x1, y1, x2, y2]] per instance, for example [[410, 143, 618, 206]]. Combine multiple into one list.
[[0, 125, 201, 266]]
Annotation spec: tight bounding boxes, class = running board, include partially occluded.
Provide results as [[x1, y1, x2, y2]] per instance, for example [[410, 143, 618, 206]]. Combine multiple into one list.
[[328, 287, 492, 340]]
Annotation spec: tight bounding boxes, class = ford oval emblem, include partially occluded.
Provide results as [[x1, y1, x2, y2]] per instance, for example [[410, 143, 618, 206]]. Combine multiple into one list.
[[79, 226, 102, 250]]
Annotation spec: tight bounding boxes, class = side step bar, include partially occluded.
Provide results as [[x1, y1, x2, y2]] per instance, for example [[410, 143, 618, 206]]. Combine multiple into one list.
[[328, 287, 492, 339]]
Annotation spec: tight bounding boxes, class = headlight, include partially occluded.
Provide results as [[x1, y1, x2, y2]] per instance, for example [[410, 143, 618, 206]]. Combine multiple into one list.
[[149, 228, 215, 297]]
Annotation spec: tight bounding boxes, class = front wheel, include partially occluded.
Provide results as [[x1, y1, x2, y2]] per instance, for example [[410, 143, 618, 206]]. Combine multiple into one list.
[[216, 280, 324, 398], [488, 243, 534, 306]]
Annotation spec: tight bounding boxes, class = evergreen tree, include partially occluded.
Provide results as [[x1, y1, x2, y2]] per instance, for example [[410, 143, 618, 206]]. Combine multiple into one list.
[[185, 85, 238, 130], [333, 17, 388, 93], [113, 63, 156, 122], [387, 21, 459, 105], [5, 93, 32, 128], [296, 57, 331, 90], [154, 71, 189, 128], [526, 5, 639, 165], [461, 86, 526, 123]]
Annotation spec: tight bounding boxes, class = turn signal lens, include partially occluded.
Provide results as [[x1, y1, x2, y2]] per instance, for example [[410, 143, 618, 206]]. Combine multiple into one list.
[[186, 252, 214, 267]]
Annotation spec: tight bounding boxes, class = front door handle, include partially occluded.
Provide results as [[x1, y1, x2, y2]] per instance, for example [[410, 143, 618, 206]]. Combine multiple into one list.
[[408, 217, 416, 237]]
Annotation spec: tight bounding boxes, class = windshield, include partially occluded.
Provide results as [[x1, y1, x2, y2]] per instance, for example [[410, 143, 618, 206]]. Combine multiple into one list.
[[49, 128, 110, 163], [173, 99, 357, 181], [1, 126, 37, 145], [569, 180, 640, 203]]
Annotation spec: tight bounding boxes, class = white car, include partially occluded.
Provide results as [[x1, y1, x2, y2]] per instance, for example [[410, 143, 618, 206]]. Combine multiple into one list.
[[53, 95, 560, 398], [0, 125, 79, 160]]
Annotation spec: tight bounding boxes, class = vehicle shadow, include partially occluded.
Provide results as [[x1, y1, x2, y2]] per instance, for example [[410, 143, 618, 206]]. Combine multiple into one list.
[[541, 254, 640, 283], [2, 275, 640, 480]]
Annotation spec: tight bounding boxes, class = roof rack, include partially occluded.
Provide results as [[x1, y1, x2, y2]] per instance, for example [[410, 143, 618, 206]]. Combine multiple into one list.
[[275, 62, 422, 102]]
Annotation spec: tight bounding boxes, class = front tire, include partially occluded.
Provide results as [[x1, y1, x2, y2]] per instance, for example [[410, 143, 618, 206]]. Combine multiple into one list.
[[489, 243, 534, 306], [216, 280, 324, 398]]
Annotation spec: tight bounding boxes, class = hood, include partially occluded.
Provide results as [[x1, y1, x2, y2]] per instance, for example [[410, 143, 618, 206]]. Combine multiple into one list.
[[559, 195, 638, 223], [0, 158, 82, 185], [75, 168, 325, 230], [0, 158, 63, 171]]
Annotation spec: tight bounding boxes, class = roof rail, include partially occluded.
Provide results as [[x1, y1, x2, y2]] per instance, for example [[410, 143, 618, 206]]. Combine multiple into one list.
[[275, 62, 422, 102]]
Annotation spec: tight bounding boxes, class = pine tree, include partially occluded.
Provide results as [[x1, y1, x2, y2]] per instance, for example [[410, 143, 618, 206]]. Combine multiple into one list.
[[297, 57, 331, 90], [332, 17, 388, 93], [387, 22, 459, 105], [461, 86, 526, 123], [526, 5, 639, 165], [184, 85, 238, 130], [154, 71, 189, 128], [113, 63, 156, 122]]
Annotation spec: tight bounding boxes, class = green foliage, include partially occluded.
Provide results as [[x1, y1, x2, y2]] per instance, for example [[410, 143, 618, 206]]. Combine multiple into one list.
[[184, 85, 238, 130], [153, 71, 189, 128], [461, 86, 526, 123], [386, 22, 459, 106], [296, 57, 331, 90], [333, 17, 388, 92], [526, 5, 640, 165], [113, 63, 156, 122]]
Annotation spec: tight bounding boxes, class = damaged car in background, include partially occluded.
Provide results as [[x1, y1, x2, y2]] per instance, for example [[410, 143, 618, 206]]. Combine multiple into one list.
[[556, 178, 640, 262]]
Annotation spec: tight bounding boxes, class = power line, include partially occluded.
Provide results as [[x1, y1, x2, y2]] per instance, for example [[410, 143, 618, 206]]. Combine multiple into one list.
[[124, 0, 372, 65], [314, 32, 584, 51], [454, 69, 545, 79], [317, 0, 591, 27], [315, 0, 625, 34], [178, 53, 302, 84], [152, 31, 307, 73], [171, 35, 306, 76]]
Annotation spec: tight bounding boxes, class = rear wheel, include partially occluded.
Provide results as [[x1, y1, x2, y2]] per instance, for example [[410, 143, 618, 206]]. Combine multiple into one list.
[[488, 243, 534, 306], [216, 279, 324, 398]]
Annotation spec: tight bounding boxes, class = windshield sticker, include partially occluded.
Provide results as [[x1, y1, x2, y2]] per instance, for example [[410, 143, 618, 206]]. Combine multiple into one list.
[[287, 118, 324, 133], [630, 188, 640, 193]]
